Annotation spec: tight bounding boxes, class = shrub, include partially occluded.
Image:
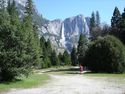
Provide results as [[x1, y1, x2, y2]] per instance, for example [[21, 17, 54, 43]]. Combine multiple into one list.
[[84, 35, 125, 73]]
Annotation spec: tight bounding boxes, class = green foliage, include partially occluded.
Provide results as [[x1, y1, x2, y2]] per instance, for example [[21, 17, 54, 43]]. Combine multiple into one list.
[[40, 36, 59, 68], [111, 7, 121, 28], [111, 7, 121, 37], [119, 8, 125, 44], [90, 12, 96, 31], [25, 0, 33, 17], [96, 11, 100, 27], [42, 56, 51, 68], [58, 52, 63, 63], [0, 6, 30, 81], [71, 46, 78, 66], [63, 50, 71, 65], [90, 11, 102, 40], [84, 35, 125, 73], [77, 34, 88, 65], [0, 0, 42, 81], [51, 50, 60, 66], [0, 0, 5, 11]]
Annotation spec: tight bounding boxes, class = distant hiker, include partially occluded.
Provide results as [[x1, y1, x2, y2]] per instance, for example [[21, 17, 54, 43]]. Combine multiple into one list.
[[80, 65, 83, 74]]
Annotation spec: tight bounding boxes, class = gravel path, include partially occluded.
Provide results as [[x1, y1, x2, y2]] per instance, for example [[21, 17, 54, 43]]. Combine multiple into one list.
[[2, 73, 125, 94]]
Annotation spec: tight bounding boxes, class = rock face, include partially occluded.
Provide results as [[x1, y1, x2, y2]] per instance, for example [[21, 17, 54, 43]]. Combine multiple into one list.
[[5, 0, 90, 52], [41, 15, 90, 52]]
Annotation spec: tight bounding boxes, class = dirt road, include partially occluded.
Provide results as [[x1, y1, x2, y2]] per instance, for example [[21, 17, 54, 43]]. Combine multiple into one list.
[[2, 72, 125, 94]]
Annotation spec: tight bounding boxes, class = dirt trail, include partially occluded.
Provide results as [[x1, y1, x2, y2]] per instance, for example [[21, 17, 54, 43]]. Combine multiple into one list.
[[2, 73, 125, 94]]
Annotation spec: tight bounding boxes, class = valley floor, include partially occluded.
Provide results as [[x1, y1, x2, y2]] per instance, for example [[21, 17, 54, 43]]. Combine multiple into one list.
[[2, 67, 125, 94]]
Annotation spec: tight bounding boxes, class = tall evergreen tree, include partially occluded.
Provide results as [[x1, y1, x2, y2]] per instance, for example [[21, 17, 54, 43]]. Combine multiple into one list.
[[96, 11, 100, 27], [111, 7, 121, 37], [22, 0, 41, 67], [111, 7, 121, 29], [119, 8, 125, 44], [51, 50, 60, 66], [0, 0, 5, 11], [63, 50, 71, 65], [58, 52, 63, 64], [25, 0, 33, 17], [45, 39, 52, 57], [90, 12, 96, 31], [0, 1, 32, 81], [71, 46, 78, 66], [77, 34, 88, 65]]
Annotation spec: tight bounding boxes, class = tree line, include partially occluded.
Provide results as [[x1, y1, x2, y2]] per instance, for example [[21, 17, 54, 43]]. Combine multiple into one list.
[[0, 0, 72, 81], [0, 0, 125, 81], [71, 7, 125, 73]]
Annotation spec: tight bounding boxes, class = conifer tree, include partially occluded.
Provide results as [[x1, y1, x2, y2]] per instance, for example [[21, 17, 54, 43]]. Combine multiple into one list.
[[63, 50, 71, 65], [71, 46, 78, 66], [77, 34, 88, 65], [58, 52, 63, 64], [111, 7, 121, 37], [90, 12, 96, 31], [23, 0, 41, 67], [119, 8, 125, 44], [96, 11, 100, 27], [0, 0, 5, 11], [0, 1, 31, 81], [51, 50, 60, 66]]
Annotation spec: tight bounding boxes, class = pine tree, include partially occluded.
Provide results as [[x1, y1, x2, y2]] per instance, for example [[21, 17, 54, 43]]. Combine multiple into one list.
[[90, 12, 96, 31], [0, 0, 5, 11], [23, 0, 41, 67], [77, 34, 88, 65], [111, 7, 121, 37], [58, 52, 63, 64], [111, 7, 121, 29], [45, 39, 52, 57], [96, 11, 100, 27], [51, 50, 60, 66], [71, 46, 78, 66], [63, 50, 71, 65], [25, 0, 33, 17], [90, 12, 97, 39], [119, 8, 125, 44], [0, 1, 31, 81]]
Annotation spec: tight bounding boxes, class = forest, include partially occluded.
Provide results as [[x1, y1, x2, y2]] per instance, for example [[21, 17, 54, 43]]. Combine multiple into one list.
[[0, 0, 125, 83]]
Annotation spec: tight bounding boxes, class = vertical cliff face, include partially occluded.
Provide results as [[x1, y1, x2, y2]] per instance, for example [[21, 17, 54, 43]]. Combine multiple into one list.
[[5, 0, 90, 52], [63, 15, 90, 51], [41, 15, 90, 52]]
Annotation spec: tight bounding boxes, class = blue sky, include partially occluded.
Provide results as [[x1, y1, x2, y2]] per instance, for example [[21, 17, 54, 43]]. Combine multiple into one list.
[[33, 0, 125, 25]]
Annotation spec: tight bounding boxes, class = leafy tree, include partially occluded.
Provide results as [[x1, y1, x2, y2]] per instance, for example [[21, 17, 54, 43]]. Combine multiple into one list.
[[77, 34, 88, 65], [84, 35, 125, 73], [63, 50, 71, 65], [71, 46, 78, 66]]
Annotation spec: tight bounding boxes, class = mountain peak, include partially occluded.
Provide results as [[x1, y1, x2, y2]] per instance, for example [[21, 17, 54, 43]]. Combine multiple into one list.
[[41, 14, 90, 52]]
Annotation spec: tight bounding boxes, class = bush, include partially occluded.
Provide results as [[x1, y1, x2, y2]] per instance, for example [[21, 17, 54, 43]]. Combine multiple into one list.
[[84, 35, 125, 73]]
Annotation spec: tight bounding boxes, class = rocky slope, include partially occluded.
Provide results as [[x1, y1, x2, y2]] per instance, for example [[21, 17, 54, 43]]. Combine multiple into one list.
[[41, 15, 90, 52], [5, 0, 90, 52]]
